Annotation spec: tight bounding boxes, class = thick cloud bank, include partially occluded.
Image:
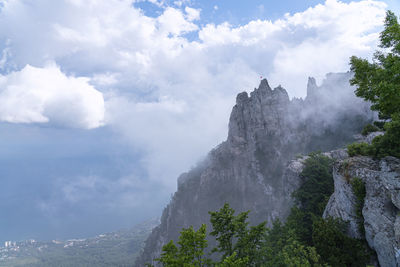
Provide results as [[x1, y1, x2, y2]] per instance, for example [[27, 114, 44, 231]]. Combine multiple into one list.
[[0, 64, 104, 129], [0, 0, 393, 231], [0, 0, 389, 187]]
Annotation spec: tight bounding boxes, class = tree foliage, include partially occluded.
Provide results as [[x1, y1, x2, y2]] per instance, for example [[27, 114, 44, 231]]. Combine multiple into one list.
[[286, 153, 334, 246], [347, 142, 373, 157], [153, 152, 371, 266], [350, 10, 400, 119], [261, 222, 324, 267], [209, 203, 266, 265], [312, 217, 369, 267], [155, 224, 209, 267], [293, 153, 334, 216], [349, 10, 400, 158], [215, 252, 248, 267], [278, 237, 322, 267], [369, 115, 400, 158], [347, 116, 400, 158], [351, 177, 366, 236], [361, 123, 379, 136]]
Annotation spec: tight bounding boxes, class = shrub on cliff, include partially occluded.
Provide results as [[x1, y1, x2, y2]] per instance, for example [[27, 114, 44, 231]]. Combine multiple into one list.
[[350, 10, 400, 159], [361, 124, 379, 136], [152, 152, 369, 266]]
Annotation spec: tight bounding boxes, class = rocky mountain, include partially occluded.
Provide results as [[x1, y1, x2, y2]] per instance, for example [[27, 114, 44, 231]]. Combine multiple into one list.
[[324, 154, 400, 267], [135, 72, 375, 266]]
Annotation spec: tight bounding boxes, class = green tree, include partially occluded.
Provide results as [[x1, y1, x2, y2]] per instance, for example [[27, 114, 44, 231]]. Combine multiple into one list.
[[278, 237, 322, 267], [208, 203, 242, 259], [208, 203, 266, 266], [350, 10, 400, 119], [293, 153, 334, 216], [284, 207, 314, 246], [312, 217, 369, 267], [216, 252, 248, 267], [155, 224, 209, 267], [349, 10, 400, 158], [156, 241, 181, 267], [289, 153, 334, 245], [261, 220, 291, 266], [261, 223, 324, 267], [369, 117, 400, 158]]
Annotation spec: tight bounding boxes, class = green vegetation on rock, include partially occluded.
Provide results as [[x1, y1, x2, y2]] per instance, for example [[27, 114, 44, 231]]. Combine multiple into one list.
[[347, 118, 400, 158], [312, 217, 367, 266], [153, 153, 370, 267], [349, 10, 400, 159], [347, 142, 373, 157], [351, 177, 367, 236], [156, 225, 210, 267], [293, 153, 334, 216], [361, 124, 379, 136]]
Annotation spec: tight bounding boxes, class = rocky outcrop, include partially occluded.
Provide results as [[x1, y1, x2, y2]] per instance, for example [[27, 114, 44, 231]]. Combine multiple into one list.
[[135, 73, 374, 266], [324, 156, 400, 267]]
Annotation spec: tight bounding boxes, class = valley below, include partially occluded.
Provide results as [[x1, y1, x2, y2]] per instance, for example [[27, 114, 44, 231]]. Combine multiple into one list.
[[0, 219, 158, 267]]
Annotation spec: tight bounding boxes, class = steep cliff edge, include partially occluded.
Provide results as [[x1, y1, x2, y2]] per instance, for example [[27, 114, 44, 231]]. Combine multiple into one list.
[[324, 156, 400, 267], [135, 73, 373, 266]]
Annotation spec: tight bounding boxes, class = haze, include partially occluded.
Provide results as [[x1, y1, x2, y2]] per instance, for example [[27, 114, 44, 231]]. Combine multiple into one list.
[[0, 0, 398, 243]]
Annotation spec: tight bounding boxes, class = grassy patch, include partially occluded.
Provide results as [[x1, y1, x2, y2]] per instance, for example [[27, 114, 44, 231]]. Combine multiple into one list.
[[351, 177, 366, 236]]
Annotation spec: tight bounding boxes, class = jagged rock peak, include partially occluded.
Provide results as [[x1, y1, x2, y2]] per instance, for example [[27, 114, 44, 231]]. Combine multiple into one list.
[[250, 78, 290, 101], [307, 76, 317, 87], [236, 91, 249, 105], [258, 78, 272, 92], [235, 79, 289, 105], [228, 78, 291, 146], [135, 72, 375, 267], [306, 76, 318, 97], [273, 85, 289, 98]]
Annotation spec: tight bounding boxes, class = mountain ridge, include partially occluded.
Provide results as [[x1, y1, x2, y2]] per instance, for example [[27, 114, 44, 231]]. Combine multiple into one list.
[[135, 72, 374, 266]]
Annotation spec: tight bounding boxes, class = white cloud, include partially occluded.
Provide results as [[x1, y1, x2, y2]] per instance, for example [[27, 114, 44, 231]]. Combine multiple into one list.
[[196, 0, 386, 96], [0, 0, 389, 188], [105, 92, 233, 189], [0, 64, 104, 129], [198, 20, 280, 45], [0, 45, 10, 70], [174, 1, 183, 7], [173, 0, 192, 8], [157, 7, 198, 35], [185, 6, 200, 21]]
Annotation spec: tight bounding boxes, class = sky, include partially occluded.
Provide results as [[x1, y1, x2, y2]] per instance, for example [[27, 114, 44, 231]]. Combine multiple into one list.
[[0, 0, 397, 242]]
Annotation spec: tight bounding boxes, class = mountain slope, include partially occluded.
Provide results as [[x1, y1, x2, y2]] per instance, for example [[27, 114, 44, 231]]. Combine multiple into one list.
[[135, 73, 374, 266]]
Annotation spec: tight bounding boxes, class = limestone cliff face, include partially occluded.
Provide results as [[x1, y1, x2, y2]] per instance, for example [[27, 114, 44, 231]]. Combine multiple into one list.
[[324, 156, 400, 267], [135, 73, 373, 266]]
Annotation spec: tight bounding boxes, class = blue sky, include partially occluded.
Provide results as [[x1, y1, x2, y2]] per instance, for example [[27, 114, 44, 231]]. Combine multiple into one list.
[[136, 0, 358, 23], [0, 0, 397, 242]]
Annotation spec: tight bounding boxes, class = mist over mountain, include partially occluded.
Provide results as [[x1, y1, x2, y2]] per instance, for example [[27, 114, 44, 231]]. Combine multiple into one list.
[[0, 0, 394, 249], [3, 70, 397, 267], [2, 1, 400, 266], [0, 125, 165, 244], [135, 72, 376, 266]]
